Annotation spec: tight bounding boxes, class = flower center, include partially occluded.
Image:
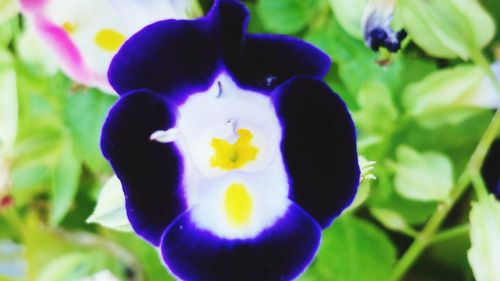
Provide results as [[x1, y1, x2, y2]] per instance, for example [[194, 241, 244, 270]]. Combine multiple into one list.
[[210, 128, 259, 170], [95, 29, 126, 52], [224, 183, 253, 226], [62, 22, 76, 34]]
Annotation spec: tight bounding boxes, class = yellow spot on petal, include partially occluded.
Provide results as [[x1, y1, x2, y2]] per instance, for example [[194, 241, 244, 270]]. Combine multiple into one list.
[[62, 22, 75, 34], [225, 183, 253, 226], [95, 29, 126, 52], [210, 128, 259, 170]]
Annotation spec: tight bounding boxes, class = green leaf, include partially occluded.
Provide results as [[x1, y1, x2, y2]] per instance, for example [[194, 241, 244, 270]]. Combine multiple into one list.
[[354, 81, 398, 134], [328, 0, 367, 39], [305, 17, 351, 62], [396, 0, 495, 59], [468, 195, 500, 281], [35, 253, 94, 281], [64, 89, 116, 174], [49, 140, 82, 226], [394, 145, 454, 202], [429, 227, 471, 271], [403, 111, 492, 175], [301, 216, 396, 281], [346, 156, 375, 211], [36, 255, 121, 281], [23, 215, 125, 280], [369, 189, 437, 226], [0, 50, 17, 147], [24, 214, 75, 279], [256, 0, 320, 34], [347, 180, 371, 212], [305, 17, 403, 96], [483, 0, 500, 42], [104, 231, 175, 281], [0, 16, 17, 48], [245, 2, 267, 34], [0, 0, 18, 25], [16, 23, 58, 75], [81, 271, 121, 281], [87, 175, 132, 232], [403, 65, 495, 128], [363, 153, 437, 225], [11, 164, 50, 206], [371, 208, 415, 234]]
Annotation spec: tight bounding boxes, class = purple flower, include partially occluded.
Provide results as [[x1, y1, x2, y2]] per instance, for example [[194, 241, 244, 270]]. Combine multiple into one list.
[[101, 1, 359, 280], [20, 0, 189, 93], [362, 0, 406, 52]]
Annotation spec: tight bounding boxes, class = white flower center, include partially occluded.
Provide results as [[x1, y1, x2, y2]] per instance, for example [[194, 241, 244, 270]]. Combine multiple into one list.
[[156, 73, 290, 239]]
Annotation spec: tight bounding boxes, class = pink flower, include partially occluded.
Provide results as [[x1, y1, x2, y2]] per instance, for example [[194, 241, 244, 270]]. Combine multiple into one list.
[[20, 0, 190, 93]]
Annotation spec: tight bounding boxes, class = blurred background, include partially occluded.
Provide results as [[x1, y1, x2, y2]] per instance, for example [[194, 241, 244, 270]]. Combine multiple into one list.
[[0, 0, 499, 280]]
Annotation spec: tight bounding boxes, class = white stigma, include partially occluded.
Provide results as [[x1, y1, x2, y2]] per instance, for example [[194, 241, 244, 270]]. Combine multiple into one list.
[[150, 128, 179, 143]]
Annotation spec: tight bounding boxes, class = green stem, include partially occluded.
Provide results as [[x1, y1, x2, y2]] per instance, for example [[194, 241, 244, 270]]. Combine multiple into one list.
[[398, 226, 418, 238], [390, 51, 500, 281], [471, 172, 489, 201], [431, 224, 470, 245], [2, 208, 24, 239], [392, 107, 500, 281], [471, 50, 500, 94]]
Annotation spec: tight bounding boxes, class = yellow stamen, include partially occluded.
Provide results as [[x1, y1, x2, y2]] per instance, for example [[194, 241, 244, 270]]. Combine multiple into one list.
[[210, 128, 259, 170], [95, 29, 126, 52], [62, 22, 75, 34], [224, 183, 253, 226]]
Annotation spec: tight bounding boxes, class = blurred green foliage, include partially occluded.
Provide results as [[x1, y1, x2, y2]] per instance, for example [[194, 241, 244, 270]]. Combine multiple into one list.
[[0, 0, 499, 280]]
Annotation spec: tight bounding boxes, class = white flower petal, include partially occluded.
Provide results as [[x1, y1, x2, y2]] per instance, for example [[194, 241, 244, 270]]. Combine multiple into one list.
[[175, 73, 282, 177], [189, 162, 290, 240], [87, 175, 132, 232], [109, 0, 188, 30], [23, 0, 190, 93], [468, 195, 500, 281], [171, 73, 289, 240], [16, 22, 59, 74], [0, 0, 18, 25], [150, 128, 179, 143], [471, 61, 500, 108]]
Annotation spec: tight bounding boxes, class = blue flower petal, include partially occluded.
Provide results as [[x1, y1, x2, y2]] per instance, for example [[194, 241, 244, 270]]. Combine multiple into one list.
[[225, 34, 331, 93], [161, 202, 321, 281], [109, 0, 330, 101], [101, 91, 185, 245], [271, 77, 359, 228], [108, 14, 221, 103], [482, 139, 500, 199]]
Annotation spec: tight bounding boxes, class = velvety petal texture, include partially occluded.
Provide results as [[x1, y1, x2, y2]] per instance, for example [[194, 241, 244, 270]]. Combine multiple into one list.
[[101, 0, 358, 280], [272, 77, 359, 228], [108, 16, 221, 103], [482, 139, 500, 199], [225, 34, 331, 93], [101, 91, 185, 245], [161, 203, 321, 281], [108, 0, 330, 100]]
